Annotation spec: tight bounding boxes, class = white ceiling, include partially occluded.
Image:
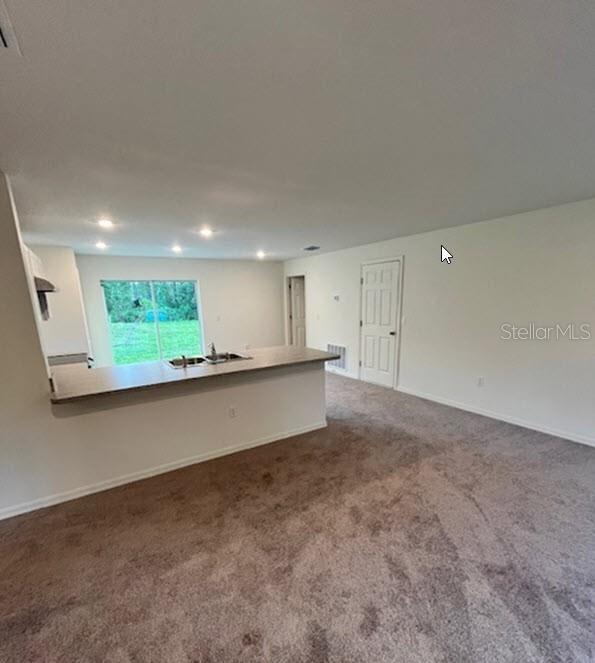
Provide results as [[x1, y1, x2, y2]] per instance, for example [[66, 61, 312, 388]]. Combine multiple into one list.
[[1, 1, 595, 260]]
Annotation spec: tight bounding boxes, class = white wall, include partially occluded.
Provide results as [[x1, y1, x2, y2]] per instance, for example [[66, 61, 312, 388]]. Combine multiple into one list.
[[28, 245, 90, 357], [76, 255, 285, 366], [285, 199, 595, 446], [0, 173, 325, 520]]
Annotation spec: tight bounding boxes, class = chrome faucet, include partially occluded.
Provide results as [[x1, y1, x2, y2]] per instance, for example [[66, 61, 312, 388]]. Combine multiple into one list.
[[209, 342, 217, 359]]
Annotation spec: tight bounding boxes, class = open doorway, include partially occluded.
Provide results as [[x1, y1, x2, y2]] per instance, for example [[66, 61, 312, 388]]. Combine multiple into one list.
[[287, 275, 306, 347]]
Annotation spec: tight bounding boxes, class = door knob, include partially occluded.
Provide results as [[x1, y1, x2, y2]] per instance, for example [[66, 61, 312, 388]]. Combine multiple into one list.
[[389, 331, 396, 336]]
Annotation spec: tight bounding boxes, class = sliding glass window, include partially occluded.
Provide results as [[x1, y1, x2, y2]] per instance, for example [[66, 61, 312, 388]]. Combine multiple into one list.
[[101, 280, 203, 365]]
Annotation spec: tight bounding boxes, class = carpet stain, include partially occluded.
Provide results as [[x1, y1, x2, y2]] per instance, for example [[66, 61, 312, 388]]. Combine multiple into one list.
[[261, 472, 274, 487], [307, 621, 330, 662], [359, 604, 380, 637], [241, 631, 262, 647]]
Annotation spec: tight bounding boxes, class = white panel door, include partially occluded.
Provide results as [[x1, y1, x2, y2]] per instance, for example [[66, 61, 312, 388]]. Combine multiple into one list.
[[290, 276, 306, 347], [360, 260, 400, 387]]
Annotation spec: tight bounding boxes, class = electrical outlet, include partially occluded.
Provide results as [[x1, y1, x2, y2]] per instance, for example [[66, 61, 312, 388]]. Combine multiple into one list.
[[477, 376, 485, 387], [228, 406, 237, 419]]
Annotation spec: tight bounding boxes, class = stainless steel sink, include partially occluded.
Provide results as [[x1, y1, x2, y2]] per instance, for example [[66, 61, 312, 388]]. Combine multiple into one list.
[[168, 352, 250, 368], [167, 356, 206, 368], [205, 352, 249, 364]]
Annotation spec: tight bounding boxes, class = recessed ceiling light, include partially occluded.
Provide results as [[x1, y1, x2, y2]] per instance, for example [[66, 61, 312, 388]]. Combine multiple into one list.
[[95, 241, 107, 250], [172, 244, 182, 254], [199, 227, 213, 238], [97, 218, 114, 229], [257, 250, 266, 260]]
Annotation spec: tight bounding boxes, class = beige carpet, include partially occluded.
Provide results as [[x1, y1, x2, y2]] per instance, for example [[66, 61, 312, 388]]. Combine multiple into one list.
[[1, 374, 594, 662]]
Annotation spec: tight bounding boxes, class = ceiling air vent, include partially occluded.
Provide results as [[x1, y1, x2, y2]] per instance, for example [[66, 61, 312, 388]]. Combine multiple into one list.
[[303, 245, 320, 252]]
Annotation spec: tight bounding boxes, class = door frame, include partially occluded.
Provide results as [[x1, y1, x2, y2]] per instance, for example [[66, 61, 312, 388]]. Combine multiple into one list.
[[358, 256, 404, 389], [285, 274, 306, 346]]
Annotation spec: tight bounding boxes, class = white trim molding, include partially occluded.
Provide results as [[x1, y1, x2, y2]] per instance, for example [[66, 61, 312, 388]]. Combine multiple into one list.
[[0, 421, 327, 522], [397, 386, 595, 449]]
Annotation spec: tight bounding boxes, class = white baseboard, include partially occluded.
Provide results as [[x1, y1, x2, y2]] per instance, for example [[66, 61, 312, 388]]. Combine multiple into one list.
[[397, 386, 595, 449], [0, 421, 327, 522], [326, 366, 358, 380]]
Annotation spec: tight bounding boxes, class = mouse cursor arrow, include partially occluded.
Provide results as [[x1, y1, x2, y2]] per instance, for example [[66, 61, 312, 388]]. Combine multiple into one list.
[[441, 245, 453, 264]]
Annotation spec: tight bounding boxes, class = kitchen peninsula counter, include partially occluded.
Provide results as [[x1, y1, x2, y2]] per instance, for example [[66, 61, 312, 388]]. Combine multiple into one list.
[[50, 346, 339, 404]]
